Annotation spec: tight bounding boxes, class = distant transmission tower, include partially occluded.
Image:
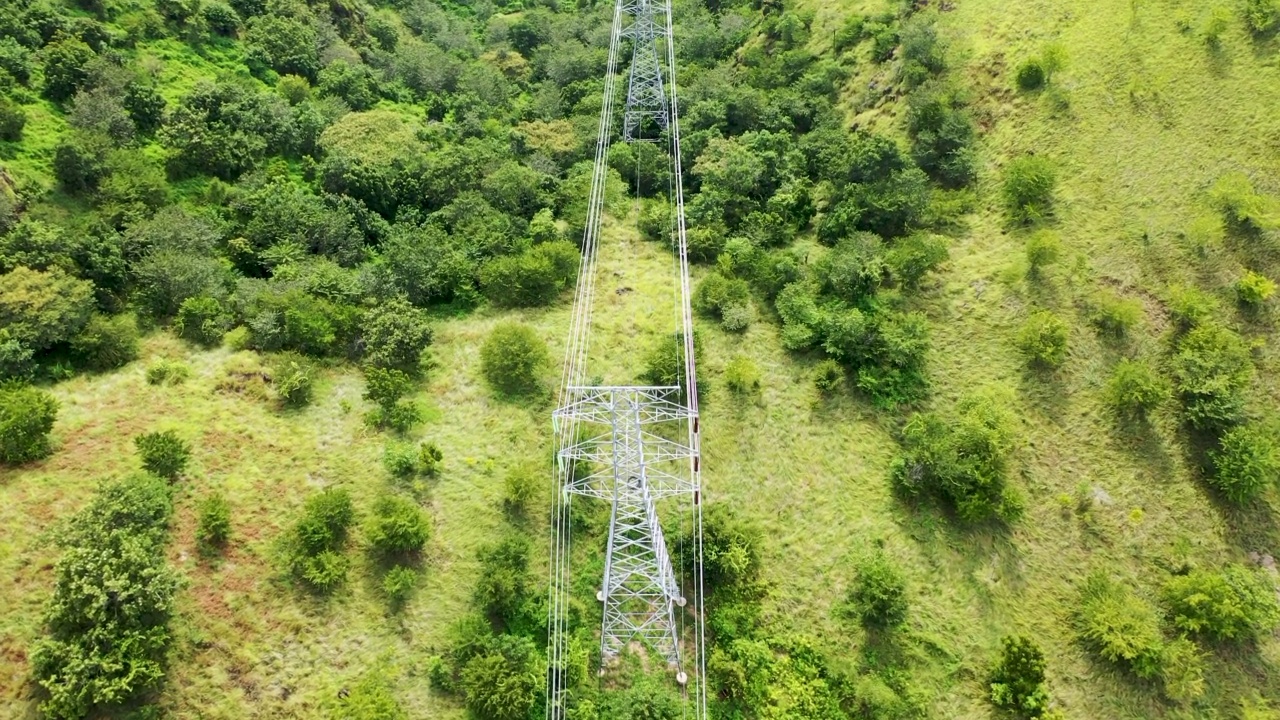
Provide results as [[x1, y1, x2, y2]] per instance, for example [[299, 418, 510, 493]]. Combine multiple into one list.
[[545, 0, 706, 714], [621, 0, 669, 141]]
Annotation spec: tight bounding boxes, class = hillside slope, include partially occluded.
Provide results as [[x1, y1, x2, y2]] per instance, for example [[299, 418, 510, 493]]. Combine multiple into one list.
[[2, 0, 1280, 718]]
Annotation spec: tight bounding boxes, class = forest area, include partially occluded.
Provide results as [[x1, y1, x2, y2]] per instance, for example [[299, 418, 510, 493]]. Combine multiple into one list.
[[2, 0, 1280, 717]]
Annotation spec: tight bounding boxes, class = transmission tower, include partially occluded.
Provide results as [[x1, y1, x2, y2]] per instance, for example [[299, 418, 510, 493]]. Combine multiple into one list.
[[621, 0, 669, 141], [545, 0, 706, 715]]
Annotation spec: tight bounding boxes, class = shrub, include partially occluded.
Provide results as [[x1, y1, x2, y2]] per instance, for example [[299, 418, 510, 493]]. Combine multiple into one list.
[[366, 494, 430, 557], [1003, 156, 1057, 224], [1024, 230, 1062, 277], [1163, 564, 1280, 640], [338, 669, 408, 719], [70, 314, 140, 372], [504, 465, 539, 513], [813, 359, 844, 395], [0, 384, 58, 464], [1105, 359, 1169, 419], [30, 474, 177, 719], [459, 635, 540, 720], [989, 636, 1050, 717], [1015, 58, 1047, 91], [1016, 310, 1069, 369], [723, 356, 761, 395], [1088, 290, 1143, 337], [383, 565, 417, 609], [1167, 286, 1220, 331], [1171, 323, 1253, 431], [1245, 0, 1280, 34], [362, 298, 433, 373], [1210, 172, 1274, 235], [480, 323, 548, 397], [175, 296, 227, 347], [363, 367, 421, 433], [1236, 271, 1276, 307], [384, 443, 419, 479], [694, 272, 752, 332], [846, 551, 908, 628], [135, 430, 191, 480], [641, 331, 703, 401], [1077, 573, 1164, 680], [146, 359, 190, 385], [300, 550, 349, 592], [891, 389, 1022, 523], [196, 492, 231, 552], [480, 242, 579, 308], [886, 233, 948, 288], [474, 534, 531, 626], [296, 488, 354, 554], [1209, 422, 1279, 503], [271, 353, 315, 407], [291, 487, 354, 592], [0, 97, 25, 141], [420, 442, 444, 477]]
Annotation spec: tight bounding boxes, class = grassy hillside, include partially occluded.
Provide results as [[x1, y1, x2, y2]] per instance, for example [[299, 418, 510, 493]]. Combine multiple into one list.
[[2, 0, 1280, 718]]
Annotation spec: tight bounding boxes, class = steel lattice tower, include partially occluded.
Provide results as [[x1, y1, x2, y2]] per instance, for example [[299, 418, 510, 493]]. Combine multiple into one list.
[[621, 0, 669, 141], [545, 0, 706, 714]]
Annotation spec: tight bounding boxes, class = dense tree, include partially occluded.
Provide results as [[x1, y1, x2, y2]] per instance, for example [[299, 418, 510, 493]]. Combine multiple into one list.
[[361, 298, 432, 373], [39, 37, 95, 101], [0, 266, 95, 356], [244, 13, 320, 79], [160, 80, 296, 179]]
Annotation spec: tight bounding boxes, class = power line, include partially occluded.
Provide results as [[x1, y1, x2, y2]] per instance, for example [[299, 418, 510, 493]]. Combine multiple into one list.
[[545, 0, 706, 715]]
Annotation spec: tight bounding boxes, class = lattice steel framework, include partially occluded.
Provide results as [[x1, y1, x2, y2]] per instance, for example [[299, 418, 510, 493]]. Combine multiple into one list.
[[621, 0, 669, 141], [545, 0, 706, 713]]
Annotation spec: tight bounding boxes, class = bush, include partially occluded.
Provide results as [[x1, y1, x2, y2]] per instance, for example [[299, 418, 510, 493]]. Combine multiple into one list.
[[366, 494, 430, 557], [813, 359, 844, 395], [196, 492, 231, 552], [383, 565, 417, 609], [1025, 230, 1062, 277], [1015, 58, 1047, 91], [504, 465, 539, 513], [338, 669, 409, 719], [1164, 564, 1280, 640], [1167, 286, 1220, 331], [1003, 156, 1057, 224], [1245, 0, 1280, 34], [989, 636, 1050, 717], [1105, 359, 1169, 419], [723, 356, 761, 395], [362, 298, 433, 373], [30, 474, 177, 719], [1077, 573, 1164, 680], [175, 295, 228, 347], [1088, 290, 1143, 337], [891, 389, 1022, 523], [291, 487, 354, 592], [846, 551, 908, 628], [1203, 7, 1233, 46], [271, 353, 315, 407], [1210, 173, 1274, 235], [1016, 310, 1069, 369], [1171, 323, 1253, 431], [146, 359, 190, 385], [475, 534, 531, 626], [886, 233, 948, 288], [135, 430, 191, 480], [694, 272, 752, 332], [480, 323, 548, 397], [1236, 271, 1276, 307], [0, 97, 25, 141], [479, 242, 579, 308], [459, 635, 540, 720], [0, 384, 58, 464], [70, 314, 140, 372], [1209, 422, 1279, 503]]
